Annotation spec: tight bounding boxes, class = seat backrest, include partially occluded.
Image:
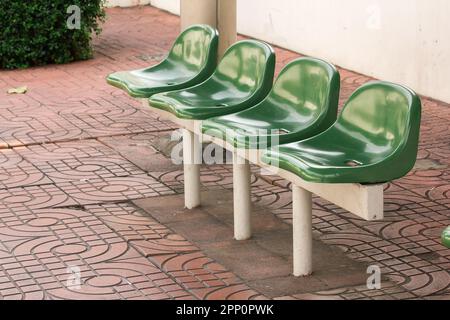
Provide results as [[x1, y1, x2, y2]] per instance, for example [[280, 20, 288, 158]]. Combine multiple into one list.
[[166, 24, 218, 74], [211, 40, 275, 99], [269, 57, 340, 129], [337, 81, 421, 171]]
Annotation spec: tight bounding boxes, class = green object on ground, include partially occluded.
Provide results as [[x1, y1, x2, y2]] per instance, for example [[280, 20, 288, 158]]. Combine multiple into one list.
[[262, 81, 422, 184]]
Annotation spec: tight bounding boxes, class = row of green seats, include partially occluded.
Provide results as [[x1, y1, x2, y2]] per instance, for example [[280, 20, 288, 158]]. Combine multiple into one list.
[[107, 24, 422, 186]]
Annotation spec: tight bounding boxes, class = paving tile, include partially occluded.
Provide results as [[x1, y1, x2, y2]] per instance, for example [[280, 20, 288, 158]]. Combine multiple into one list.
[[0, 203, 251, 300], [57, 174, 174, 205], [0, 184, 75, 212], [15, 140, 117, 163], [0, 5, 448, 300]]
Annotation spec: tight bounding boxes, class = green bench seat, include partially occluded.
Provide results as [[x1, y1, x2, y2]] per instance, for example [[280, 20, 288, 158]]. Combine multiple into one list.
[[148, 39, 275, 120], [443, 226, 450, 248], [106, 24, 218, 98], [201, 57, 340, 149], [262, 81, 422, 184]]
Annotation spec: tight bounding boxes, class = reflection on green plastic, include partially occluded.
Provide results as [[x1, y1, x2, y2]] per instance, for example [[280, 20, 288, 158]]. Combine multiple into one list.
[[148, 40, 275, 120], [262, 81, 422, 184], [106, 24, 218, 98], [442, 226, 450, 248], [201, 57, 340, 148]]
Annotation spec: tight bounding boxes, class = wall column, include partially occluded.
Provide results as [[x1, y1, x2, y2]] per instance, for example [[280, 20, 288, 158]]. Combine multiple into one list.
[[217, 0, 237, 58], [180, 0, 237, 58]]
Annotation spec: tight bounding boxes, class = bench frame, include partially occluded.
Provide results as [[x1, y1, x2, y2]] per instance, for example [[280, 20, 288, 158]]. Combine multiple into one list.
[[144, 100, 384, 276]]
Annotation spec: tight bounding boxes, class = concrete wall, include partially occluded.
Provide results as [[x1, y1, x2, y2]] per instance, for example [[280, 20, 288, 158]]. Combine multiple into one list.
[[105, 0, 179, 14], [149, 0, 180, 14], [140, 0, 450, 103], [105, 0, 151, 7], [237, 0, 450, 103]]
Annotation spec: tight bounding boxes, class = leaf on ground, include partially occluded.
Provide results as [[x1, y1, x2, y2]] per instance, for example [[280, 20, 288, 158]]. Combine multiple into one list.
[[7, 86, 28, 94]]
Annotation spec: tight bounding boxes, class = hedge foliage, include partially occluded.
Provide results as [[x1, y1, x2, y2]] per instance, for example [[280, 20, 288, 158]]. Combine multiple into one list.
[[0, 1, 105, 69]]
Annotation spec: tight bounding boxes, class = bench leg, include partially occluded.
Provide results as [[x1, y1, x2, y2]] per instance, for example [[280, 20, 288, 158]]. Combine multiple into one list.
[[292, 185, 313, 276], [233, 152, 252, 240], [183, 129, 201, 209]]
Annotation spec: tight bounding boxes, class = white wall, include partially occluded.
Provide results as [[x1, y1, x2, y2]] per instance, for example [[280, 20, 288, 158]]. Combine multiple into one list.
[[105, 0, 150, 7], [105, 0, 179, 14], [149, 0, 180, 14], [148, 0, 450, 103]]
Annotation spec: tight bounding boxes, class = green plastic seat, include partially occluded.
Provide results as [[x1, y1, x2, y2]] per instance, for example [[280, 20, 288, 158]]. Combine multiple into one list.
[[106, 24, 218, 98], [442, 226, 450, 248], [261, 81, 422, 184], [148, 40, 275, 120], [201, 57, 340, 149]]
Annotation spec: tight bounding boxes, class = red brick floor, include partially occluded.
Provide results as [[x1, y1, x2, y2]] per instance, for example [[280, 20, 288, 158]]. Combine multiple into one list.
[[0, 6, 449, 300]]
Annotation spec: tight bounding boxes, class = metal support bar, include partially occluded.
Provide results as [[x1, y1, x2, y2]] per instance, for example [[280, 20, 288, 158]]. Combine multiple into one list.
[[292, 185, 313, 276], [233, 152, 252, 240]]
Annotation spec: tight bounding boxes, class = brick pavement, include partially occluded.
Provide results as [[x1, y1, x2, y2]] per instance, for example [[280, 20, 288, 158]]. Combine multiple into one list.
[[0, 6, 448, 300]]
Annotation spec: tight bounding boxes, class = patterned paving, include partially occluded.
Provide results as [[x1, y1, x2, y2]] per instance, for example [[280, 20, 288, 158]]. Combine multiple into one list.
[[0, 6, 448, 300], [0, 203, 262, 300]]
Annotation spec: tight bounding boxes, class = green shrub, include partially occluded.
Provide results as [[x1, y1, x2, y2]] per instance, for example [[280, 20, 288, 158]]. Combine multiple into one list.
[[0, 1, 105, 69]]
